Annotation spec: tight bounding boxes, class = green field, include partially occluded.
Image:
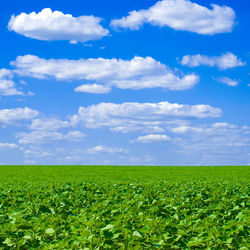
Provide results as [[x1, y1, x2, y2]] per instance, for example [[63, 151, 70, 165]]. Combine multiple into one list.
[[0, 165, 249, 249]]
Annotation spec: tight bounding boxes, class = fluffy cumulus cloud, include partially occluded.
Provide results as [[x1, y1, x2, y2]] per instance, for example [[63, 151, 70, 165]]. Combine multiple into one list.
[[14, 117, 250, 164], [65, 131, 86, 141], [131, 134, 170, 143], [215, 77, 240, 87], [169, 122, 237, 134], [17, 130, 86, 144], [87, 145, 128, 154], [70, 101, 222, 133], [180, 52, 245, 70], [29, 118, 70, 130], [0, 69, 24, 96], [8, 8, 109, 43], [75, 84, 111, 94], [168, 122, 250, 164], [111, 0, 236, 35], [0, 107, 39, 125], [0, 143, 18, 149], [11, 55, 199, 92], [22, 149, 52, 159], [17, 131, 63, 144]]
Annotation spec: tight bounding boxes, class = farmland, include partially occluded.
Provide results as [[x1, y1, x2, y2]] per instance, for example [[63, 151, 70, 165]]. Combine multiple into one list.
[[0, 165, 249, 249]]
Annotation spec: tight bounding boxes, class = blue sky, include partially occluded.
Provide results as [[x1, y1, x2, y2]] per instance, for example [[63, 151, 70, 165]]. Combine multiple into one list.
[[0, 0, 249, 165]]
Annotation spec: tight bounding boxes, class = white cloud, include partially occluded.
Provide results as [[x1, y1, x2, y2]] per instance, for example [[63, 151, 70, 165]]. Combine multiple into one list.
[[110, 122, 165, 134], [30, 118, 70, 130], [170, 122, 238, 134], [65, 130, 86, 141], [8, 8, 109, 43], [87, 145, 128, 154], [0, 69, 12, 79], [15, 119, 249, 165], [0, 143, 18, 149], [64, 155, 81, 161], [212, 122, 237, 129], [215, 77, 239, 86], [131, 134, 170, 143], [128, 154, 157, 164], [17, 130, 86, 144], [171, 123, 250, 161], [111, 0, 236, 35], [0, 107, 39, 124], [170, 125, 203, 133], [22, 149, 52, 158], [75, 84, 111, 94], [180, 52, 245, 70], [0, 69, 24, 96], [70, 101, 222, 133], [11, 55, 199, 91], [19, 80, 27, 85], [17, 131, 63, 144]]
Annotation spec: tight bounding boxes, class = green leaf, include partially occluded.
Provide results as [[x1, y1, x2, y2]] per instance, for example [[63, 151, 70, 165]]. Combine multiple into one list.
[[3, 238, 13, 246], [101, 224, 114, 231], [133, 231, 142, 237], [23, 235, 32, 240], [226, 238, 234, 244], [173, 214, 179, 220], [45, 228, 55, 235], [187, 237, 203, 247]]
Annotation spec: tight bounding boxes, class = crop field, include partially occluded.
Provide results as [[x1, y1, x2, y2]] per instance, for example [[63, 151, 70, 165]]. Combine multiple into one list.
[[0, 165, 249, 249]]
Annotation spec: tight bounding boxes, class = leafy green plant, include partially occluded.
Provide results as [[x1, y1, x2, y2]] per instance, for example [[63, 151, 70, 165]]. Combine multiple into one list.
[[0, 165, 249, 248]]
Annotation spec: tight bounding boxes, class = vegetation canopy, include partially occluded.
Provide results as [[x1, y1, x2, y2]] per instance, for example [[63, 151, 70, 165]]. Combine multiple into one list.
[[0, 165, 249, 249]]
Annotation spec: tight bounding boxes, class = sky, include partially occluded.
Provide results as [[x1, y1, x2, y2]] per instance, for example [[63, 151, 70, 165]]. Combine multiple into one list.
[[0, 0, 249, 165]]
